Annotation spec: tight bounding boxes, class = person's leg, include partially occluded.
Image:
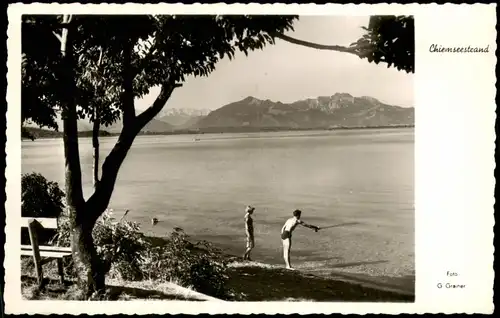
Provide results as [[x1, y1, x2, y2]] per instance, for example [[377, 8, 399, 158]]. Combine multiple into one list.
[[282, 238, 291, 268], [247, 238, 254, 261], [287, 238, 293, 269], [243, 236, 253, 260], [243, 237, 249, 260]]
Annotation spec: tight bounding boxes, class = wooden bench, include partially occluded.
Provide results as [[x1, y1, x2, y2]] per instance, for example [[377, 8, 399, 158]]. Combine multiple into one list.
[[21, 217, 72, 287]]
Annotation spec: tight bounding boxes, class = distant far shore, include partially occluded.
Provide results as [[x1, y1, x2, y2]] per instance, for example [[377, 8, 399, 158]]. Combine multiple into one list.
[[22, 124, 415, 140]]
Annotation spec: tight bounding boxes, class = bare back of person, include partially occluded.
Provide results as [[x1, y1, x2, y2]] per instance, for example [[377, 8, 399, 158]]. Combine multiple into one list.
[[281, 217, 299, 240]]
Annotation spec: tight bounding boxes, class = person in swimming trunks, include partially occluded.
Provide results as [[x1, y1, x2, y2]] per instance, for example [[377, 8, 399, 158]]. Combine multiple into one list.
[[243, 206, 255, 261], [281, 209, 320, 270]]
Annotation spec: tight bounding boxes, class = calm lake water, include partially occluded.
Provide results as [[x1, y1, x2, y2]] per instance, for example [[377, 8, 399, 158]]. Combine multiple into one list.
[[22, 128, 414, 287]]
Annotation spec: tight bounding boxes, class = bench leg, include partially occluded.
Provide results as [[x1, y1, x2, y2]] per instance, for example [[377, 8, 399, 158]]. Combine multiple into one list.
[[34, 258, 43, 288], [28, 219, 44, 288], [57, 258, 65, 285]]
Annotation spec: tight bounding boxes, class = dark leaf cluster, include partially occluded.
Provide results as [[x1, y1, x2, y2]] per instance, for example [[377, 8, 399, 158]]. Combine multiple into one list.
[[21, 172, 65, 218], [351, 15, 414, 73]]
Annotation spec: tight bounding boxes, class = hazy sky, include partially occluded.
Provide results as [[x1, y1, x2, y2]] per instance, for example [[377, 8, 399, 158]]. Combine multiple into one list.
[[136, 16, 414, 111]]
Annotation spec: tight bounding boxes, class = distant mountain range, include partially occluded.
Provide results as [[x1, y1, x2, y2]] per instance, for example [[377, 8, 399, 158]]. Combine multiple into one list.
[[24, 114, 176, 134], [194, 93, 413, 129], [23, 93, 413, 135], [156, 108, 211, 129]]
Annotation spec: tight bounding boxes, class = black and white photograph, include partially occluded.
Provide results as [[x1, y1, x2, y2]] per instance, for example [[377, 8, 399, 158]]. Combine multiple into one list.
[[4, 3, 495, 315]]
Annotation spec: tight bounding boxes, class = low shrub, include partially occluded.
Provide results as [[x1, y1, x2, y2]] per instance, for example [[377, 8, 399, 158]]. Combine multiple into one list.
[[21, 172, 65, 245], [22, 172, 65, 218], [140, 228, 229, 298], [52, 211, 148, 281], [53, 211, 230, 298], [93, 212, 148, 281]]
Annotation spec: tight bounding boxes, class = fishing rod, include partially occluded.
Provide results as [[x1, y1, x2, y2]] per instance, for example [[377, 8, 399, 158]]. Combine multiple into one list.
[[318, 222, 360, 230]]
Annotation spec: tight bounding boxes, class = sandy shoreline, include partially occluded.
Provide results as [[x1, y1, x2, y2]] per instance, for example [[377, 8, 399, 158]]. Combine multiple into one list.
[[225, 260, 414, 302], [146, 234, 415, 300]]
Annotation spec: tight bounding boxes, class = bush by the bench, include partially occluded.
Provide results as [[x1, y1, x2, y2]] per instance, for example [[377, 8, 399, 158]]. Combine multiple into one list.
[[21, 173, 65, 246], [140, 227, 229, 298], [22, 172, 65, 218]]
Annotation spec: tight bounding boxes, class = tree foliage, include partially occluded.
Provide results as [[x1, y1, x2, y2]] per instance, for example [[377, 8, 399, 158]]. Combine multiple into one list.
[[21, 172, 65, 218], [350, 15, 414, 73], [21, 172, 66, 246], [272, 15, 414, 74], [22, 17, 62, 131], [22, 15, 298, 131]]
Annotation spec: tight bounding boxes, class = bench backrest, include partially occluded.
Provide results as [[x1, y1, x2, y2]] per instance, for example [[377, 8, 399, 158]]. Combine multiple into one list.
[[21, 217, 59, 229], [21, 217, 60, 246]]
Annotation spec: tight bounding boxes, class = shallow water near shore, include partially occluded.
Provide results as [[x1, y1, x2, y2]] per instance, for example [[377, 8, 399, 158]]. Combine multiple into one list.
[[22, 128, 414, 292]]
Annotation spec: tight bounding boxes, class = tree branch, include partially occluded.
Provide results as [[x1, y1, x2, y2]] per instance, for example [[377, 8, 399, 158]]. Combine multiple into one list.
[[92, 47, 104, 189], [52, 31, 63, 42], [84, 51, 184, 222], [271, 32, 360, 56], [135, 82, 182, 130], [92, 118, 100, 188], [85, 82, 180, 219], [86, 131, 134, 220]]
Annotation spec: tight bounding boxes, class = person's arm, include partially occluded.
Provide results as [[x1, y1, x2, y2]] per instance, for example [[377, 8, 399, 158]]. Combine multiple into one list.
[[298, 220, 320, 231]]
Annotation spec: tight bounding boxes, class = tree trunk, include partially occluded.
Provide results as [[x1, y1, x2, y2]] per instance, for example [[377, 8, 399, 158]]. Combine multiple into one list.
[[92, 47, 103, 190], [58, 15, 106, 297], [70, 204, 105, 298], [92, 117, 100, 189], [59, 32, 180, 296]]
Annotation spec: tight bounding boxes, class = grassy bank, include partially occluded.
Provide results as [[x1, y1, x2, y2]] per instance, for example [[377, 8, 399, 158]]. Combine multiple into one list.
[[21, 257, 217, 301], [21, 233, 414, 302]]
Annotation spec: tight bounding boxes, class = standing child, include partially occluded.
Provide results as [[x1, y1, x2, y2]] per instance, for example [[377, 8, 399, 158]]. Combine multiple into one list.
[[243, 206, 255, 261]]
